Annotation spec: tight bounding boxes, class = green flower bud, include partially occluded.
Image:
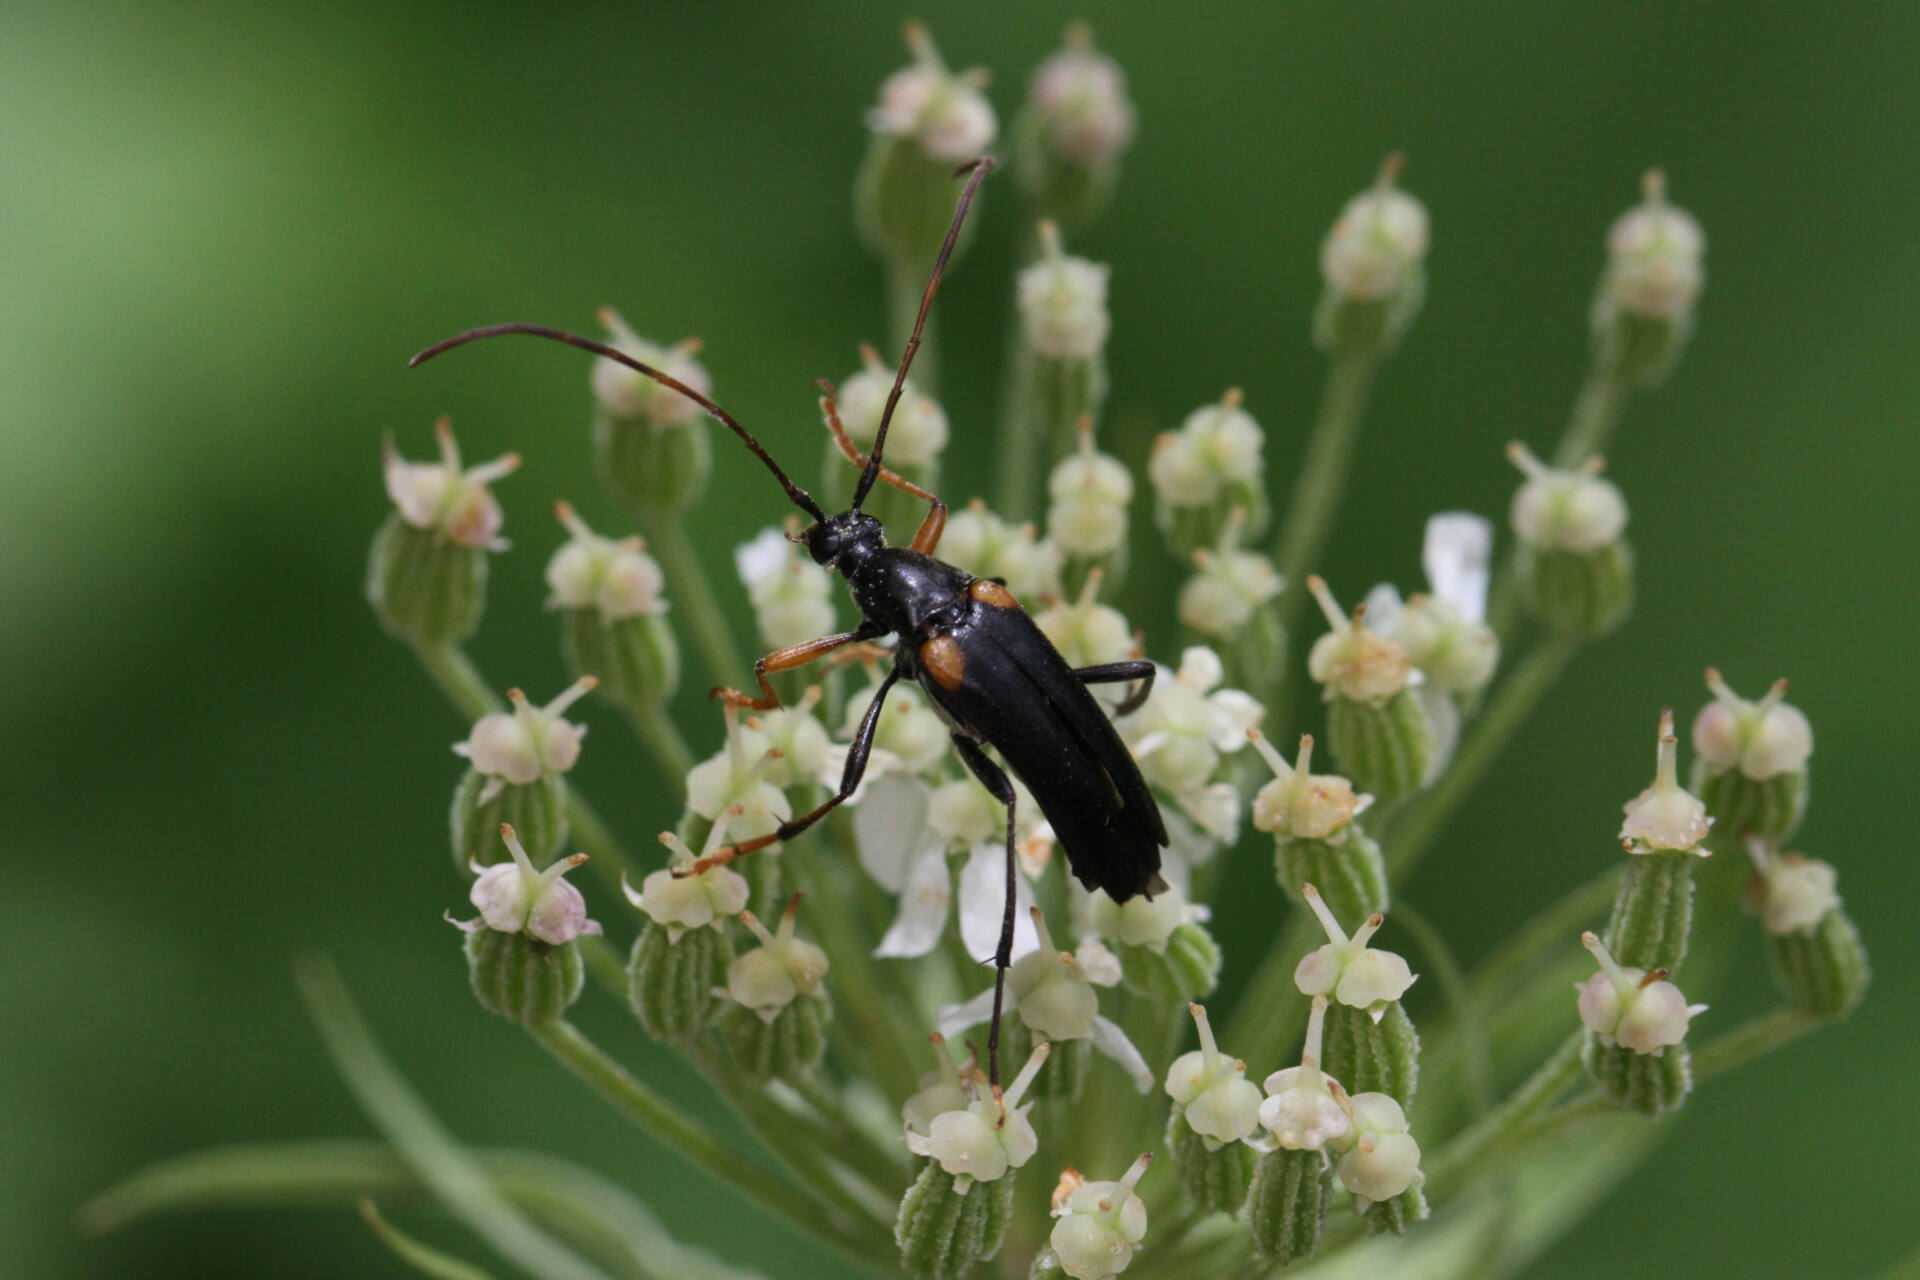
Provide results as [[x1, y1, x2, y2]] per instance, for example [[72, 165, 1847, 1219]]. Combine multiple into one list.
[[1326, 1093, 1426, 1225], [1245, 1146, 1331, 1264], [1165, 1111, 1256, 1217], [1149, 388, 1269, 558], [1320, 1000, 1420, 1109], [589, 311, 712, 515], [451, 768, 567, 875], [1508, 443, 1635, 639], [1745, 842, 1868, 1017], [626, 918, 733, 1043], [1365, 1183, 1431, 1236], [548, 503, 679, 711], [1251, 731, 1386, 924], [1583, 1033, 1692, 1116], [856, 25, 995, 270], [1047, 417, 1130, 597], [1012, 23, 1136, 231], [1608, 711, 1713, 971], [367, 420, 515, 647], [1091, 883, 1219, 1001], [1314, 155, 1427, 360], [1591, 170, 1703, 387], [1691, 669, 1812, 845], [718, 895, 831, 1082], [1306, 576, 1433, 800], [463, 928, 584, 1027], [1163, 1004, 1261, 1214], [895, 1162, 1016, 1280]]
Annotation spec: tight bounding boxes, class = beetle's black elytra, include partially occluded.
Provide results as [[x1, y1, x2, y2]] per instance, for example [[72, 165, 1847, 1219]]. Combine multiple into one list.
[[411, 157, 1167, 1083]]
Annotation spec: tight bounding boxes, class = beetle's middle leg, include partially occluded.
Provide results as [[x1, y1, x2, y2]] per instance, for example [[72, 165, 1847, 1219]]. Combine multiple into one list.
[[951, 734, 1019, 1089], [714, 621, 884, 711], [1073, 659, 1157, 716]]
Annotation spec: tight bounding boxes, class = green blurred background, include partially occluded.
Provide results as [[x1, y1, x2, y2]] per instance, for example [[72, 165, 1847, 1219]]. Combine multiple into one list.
[[6, 1, 1917, 1276]]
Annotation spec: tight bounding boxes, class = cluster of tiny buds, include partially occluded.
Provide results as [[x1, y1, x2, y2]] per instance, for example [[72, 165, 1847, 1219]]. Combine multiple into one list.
[[1035, 569, 1136, 670], [1179, 506, 1282, 638], [1506, 442, 1628, 552], [1020, 222, 1112, 362], [1025, 22, 1136, 169], [736, 521, 838, 650], [382, 418, 519, 550], [1306, 575, 1413, 704], [1148, 388, 1264, 510], [1620, 708, 1712, 854], [546, 503, 667, 620], [1320, 153, 1429, 302], [1048, 418, 1133, 557], [1743, 839, 1840, 937], [830, 342, 949, 468], [1604, 169, 1706, 322], [1577, 931, 1705, 1054], [869, 22, 996, 165]]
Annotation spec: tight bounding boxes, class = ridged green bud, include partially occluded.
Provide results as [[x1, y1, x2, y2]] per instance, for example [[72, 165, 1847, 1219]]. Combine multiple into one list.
[[1508, 442, 1634, 639], [589, 312, 713, 516], [1609, 710, 1713, 970], [1591, 171, 1703, 388], [1246, 1147, 1331, 1263], [1765, 908, 1869, 1018], [1149, 388, 1269, 558], [1306, 576, 1432, 801], [1091, 883, 1219, 1001], [895, 1163, 1016, 1280], [1251, 732, 1387, 925], [1164, 1005, 1262, 1214], [626, 921, 733, 1043], [1690, 669, 1812, 845], [368, 421, 516, 647], [720, 990, 829, 1083], [856, 25, 995, 271], [717, 895, 831, 1082], [451, 768, 566, 875], [1320, 1000, 1419, 1108], [1577, 932, 1704, 1114], [1583, 1034, 1691, 1115], [1165, 1112, 1255, 1216], [1008, 1020, 1092, 1104], [1365, 1183, 1430, 1236], [1012, 24, 1135, 231], [1314, 155, 1427, 361], [547, 502, 679, 711], [464, 929, 583, 1026]]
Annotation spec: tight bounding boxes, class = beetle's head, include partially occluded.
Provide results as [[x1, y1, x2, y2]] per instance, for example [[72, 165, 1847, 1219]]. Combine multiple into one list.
[[803, 510, 885, 573]]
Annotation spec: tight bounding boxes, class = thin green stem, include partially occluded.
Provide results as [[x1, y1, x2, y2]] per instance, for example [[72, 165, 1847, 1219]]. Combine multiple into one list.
[[638, 512, 746, 690], [1384, 635, 1580, 881], [1427, 1031, 1584, 1192], [413, 643, 504, 721], [1272, 351, 1379, 646], [1551, 368, 1629, 470], [1222, 910, 1319, 1080], [528, 1019, 895, 1270], [358, 1197, 498, 1280], [1393, 898, 1492, 1114]]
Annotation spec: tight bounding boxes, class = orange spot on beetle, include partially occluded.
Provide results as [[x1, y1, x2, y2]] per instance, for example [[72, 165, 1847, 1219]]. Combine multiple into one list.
[[921, 634, 966, 691], [970, 579, 1018, 610]]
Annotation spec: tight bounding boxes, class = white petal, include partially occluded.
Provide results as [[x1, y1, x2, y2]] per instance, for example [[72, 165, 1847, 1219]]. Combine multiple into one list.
[[733, 528, 790, 591], [1362, 583, 1406, 639], [1076, 939, 1124, 987], [958, 841, 1040, 964], [875, 846, 954, 959], [936, 987, 1000, 1039], [1422, 512, 1494, 624], [854, 772, 934, 892], [1206, 690, 1266, 751], [1419, 684, 1460, 782], [1090, 1015, 1155, 1093]]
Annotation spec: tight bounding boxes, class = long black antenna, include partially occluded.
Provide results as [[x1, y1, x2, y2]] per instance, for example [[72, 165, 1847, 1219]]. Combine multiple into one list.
[[410, 322, 828, 522], [853, 156, 995, 512]]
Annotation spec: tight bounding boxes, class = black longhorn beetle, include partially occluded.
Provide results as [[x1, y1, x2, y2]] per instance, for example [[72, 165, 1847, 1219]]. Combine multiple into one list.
[[411, 157, 1167, 1084]]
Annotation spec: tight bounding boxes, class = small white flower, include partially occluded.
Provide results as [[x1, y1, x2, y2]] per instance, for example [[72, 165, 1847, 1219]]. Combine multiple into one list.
[[840, 676, 950, 778], [624, 811, 751, 943], [455, 679, 595, 799], [1034, 570, 1135, 674], [382, 418, 519, 549], [685, 702, 792, 845], [1257, 995, 1351, 1152], [746, 685, 833, 791], [902, 1033, 977, 1144], [869, 25, 997, 165], [1330, 1092, 1423, 1210], [1248, 731, 1366, 842], [1367, 513, 1499, 698], [1047, 420, 1133, 557], [1603, 169, 1705, 321], [1048, 1154, 1152, 1280], [1026, 25, 1136, 168], [1306, 576, 1413, 705], [1294, 884, 1417, 1018], [545, 502, 668, 621], [1507, 443, 1629, 554], [1620, 708, 1712, 854], [1164, 1004, 1262, 1147], [906, 1042, 1049, 1192], [590, 309, 711, 427], [736, 525, 838, 650], [724, 895, 829, 1023], [1320, 155, 1428, 302], [1744, 840, 1840, 937], [1148, 389, 1264, 510], [1179, 508, 1282, 640], [1576, 931, 1705, 1055], [1692, 668, 1813, 781], [451, 825, 601, 945], [941, 501, 1062, 601], [1020, 223, 1112, 362], [1089, 880, 1201, 953], [829, 343, 949, 468], [1122, 648, 1261, 841]]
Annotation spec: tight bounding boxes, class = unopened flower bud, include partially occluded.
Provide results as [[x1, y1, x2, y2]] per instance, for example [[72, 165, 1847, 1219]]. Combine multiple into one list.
[[1578, 932, 1702, 1114], [721, 896, 831, 1081], [1316, 155, 1427, 358], [1329, 1092, 1424, 1217], [1245, 1144, 1332, 1264], [451, 826, 598, 1025], [1508, 442, 1636, 638], [1047, 419, 1132, 593], [590, 311, 712, 514], [1013, 23, 1135, 229], [1150, 388, 1269, 556], [1592, 170, 1703, 386], [1692, 669, 1812, 843], [1744, 842, 1869, 1018], [895, 1163, 1016, 1280], [1022, 227, 1113, 363], [625, 816, 743, 1041], [1250, 731, 1385, 926], [941, 501, 1062, 601], [1047, 1154, 1151, 1280], [857, 25, 995, 270], [367, 419, 516, 646]]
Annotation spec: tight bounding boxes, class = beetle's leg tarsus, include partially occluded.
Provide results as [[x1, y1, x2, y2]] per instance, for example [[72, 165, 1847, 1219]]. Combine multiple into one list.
[[714, 624, 885, 710], [1073, 659, 1157, 716], [818, 378, 948, 555], [951, 734, 1018, 1089]]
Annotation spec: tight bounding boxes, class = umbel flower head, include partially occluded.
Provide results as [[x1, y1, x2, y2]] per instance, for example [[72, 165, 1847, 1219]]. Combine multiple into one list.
[[1036, 569, 1135, 671], [1048, 1154, 1153, 1280], [1295, 884, 1417, 1018], [1179, 506, 1283, 640], [382, 417, 519, 549], [905, 1041, 1050, 1192], [1693, 669, 1813, 782], [725, 895, 829, 1022], [1165, 1003, 1263, 1146], [1121, 646, 1263, 839], [1743, 839, 1840, 937], [1577, 931, 1705, 1055], [1258, 995, 1351, 1152], [1306, 576, 1413, 705], [546, 502, 667, 621], [450, 824, 601, 946], [455, 678, 595, 801], [625, 814, 751, 943], [941, 500, 1062, 601], [1620, 708, 1712, 854]]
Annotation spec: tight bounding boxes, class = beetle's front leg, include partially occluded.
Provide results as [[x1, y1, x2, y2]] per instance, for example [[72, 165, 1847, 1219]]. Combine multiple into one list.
[[951, 734, 1018, 1089], [818, 379, 947, 555], [713, 622, 884, 710], [1073, 659, 1157, 716]]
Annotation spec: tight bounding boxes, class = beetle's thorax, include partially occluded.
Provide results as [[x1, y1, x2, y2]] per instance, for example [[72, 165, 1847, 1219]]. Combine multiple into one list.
[[847, 546, 974, 636]]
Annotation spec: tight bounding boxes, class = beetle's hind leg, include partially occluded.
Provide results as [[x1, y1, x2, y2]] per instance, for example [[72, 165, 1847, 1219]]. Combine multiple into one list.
[[950, 734, 1019, 1088], [1073, 659, 1157, 716]]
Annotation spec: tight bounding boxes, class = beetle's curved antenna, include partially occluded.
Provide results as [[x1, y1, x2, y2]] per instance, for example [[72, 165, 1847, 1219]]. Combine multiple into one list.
[[852, 155, 996, 513], [410, 322, 828, 523]]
